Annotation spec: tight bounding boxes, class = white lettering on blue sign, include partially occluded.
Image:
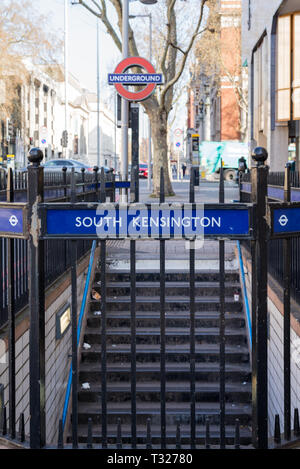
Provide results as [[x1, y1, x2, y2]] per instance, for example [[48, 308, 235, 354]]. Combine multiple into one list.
[[46, 204, 250, 239], [108, 73, 163, 85]]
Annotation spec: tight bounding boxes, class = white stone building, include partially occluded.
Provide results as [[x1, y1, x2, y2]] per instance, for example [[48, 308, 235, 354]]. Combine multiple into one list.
[[85, 92, 121, 171], [17, 63, 90, 167], [9, 63, 121, 171]]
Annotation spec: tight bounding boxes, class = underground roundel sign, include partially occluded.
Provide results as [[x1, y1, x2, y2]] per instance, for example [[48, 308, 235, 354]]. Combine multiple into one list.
[[108, 57, 163, 102]]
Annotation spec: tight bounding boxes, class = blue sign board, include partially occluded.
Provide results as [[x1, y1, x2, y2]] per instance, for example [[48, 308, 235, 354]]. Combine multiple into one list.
[[273, 207, 300, 235], [0, 206, 24, 236], [45, 204, 251, 239], [108, 73, 163, 85]]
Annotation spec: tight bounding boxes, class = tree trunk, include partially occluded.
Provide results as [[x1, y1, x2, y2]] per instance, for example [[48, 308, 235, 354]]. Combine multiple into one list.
[[150, 111, 174, 197]]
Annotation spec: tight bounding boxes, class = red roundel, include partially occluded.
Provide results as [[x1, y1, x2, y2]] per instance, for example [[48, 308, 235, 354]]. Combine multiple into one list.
[[114, 57, 157, 102]]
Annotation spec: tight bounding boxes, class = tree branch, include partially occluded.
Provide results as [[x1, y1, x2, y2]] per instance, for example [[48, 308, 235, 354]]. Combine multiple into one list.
[[160, 0, 177, 80], [79, 0, 122, 51], [159, 0, 207, 111]]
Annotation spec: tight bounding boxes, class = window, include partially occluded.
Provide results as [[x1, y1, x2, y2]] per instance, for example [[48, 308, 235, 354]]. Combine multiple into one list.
[[293, 13, 300, 119], [276, 15, 291, 121], [276, 12, 300, 121]]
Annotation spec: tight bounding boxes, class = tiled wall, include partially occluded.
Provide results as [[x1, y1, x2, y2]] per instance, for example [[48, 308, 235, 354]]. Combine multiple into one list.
[[242, 248, 300, 437], [0, 264, 89, 445]]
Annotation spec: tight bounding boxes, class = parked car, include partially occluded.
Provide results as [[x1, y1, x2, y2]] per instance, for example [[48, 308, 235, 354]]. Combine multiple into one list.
[[139, 163, 148, 179], [42, 159, 93, 173]]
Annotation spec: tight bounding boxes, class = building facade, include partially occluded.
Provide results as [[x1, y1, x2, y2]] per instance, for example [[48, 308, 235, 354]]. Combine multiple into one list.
[[186, 0, 244, 162], [86, 92, 120, 171], [0, 63, 121, 171], [242, 0, 300, 170]]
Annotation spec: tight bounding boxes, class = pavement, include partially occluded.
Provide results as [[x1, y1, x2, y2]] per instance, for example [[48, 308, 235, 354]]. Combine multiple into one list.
[[107, 178, 240, 271]]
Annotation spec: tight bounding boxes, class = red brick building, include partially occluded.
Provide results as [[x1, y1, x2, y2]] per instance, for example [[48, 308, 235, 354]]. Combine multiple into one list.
[[186, 0, 245, 151]]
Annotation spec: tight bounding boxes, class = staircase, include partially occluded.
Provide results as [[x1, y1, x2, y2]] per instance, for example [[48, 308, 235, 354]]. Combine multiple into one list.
[[75, 269, 252, 448]]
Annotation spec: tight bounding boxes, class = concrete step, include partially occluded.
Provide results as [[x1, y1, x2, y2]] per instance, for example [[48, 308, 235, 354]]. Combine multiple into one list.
[[76, 401, 252, 426], [77, 381, 251, 405], [98, 270, 240, 283], [90, 296, 243, 313], [86, 310, 246, 329], [83, 326, 247, 346], [98, 281, 240, 298], [81, 343, 250, 364], [79, 361, 250, 385], [79, 361, 251, 374], [74, 423, 252, 446]]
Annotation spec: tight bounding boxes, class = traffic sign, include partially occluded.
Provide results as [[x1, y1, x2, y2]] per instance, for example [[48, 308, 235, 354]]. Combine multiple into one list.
[[108, 57, 162, 102], [176, 142, 181, 148], [174, 128, 183, 137], [40, 126, 48, 138], [0, 203, 28, 238], [41, 203, 252, 240]]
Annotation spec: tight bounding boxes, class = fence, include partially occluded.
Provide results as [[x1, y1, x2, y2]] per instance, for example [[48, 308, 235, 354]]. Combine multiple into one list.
[[0, 167, 125, 327], [240, 170, 300, 304], [2, 149, 300, 450]]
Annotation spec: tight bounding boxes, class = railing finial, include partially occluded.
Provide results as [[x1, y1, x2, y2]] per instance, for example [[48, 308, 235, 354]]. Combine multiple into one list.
[[28, 147, 44, 167], [252, 147, 268, 167]]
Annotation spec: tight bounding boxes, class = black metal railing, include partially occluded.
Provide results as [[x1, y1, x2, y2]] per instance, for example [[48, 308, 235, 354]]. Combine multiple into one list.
[[0, 167, 121, 327], [240, 170, 300, 303], [0, 151, 275, 450]]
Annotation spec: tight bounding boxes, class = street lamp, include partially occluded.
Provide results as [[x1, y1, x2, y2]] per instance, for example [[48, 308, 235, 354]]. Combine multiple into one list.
[[129, 12, 153, 190], [64, 0, 69, 159]]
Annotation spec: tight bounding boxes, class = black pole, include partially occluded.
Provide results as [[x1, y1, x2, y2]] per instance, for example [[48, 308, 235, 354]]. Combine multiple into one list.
[[283, 164, 291, 440], [131, 161, 138, 448], [251, 147, 269, 449], [100, 167, 107, 448], [70, 169, 78, 448], [160, 167, 166, 449], [189, 167, 196, 449], [131, 103, 139, 203], [219, 160, 226, 449], [6, 168, 15, 439], [27, 148, 46, 449]]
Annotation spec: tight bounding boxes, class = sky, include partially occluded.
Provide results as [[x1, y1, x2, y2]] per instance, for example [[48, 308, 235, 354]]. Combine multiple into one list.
[[32, 0, 158, 94], [31, 0, 203, 138]]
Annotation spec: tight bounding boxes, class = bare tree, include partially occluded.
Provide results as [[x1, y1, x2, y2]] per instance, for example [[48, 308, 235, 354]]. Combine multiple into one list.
[[0, 0, 61, 118], [78, 0, 208, 196]]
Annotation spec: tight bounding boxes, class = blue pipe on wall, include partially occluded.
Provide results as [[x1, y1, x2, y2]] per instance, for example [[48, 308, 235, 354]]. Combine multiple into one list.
[[62, 240, 97, 428], [237, 240, 252, 349]]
